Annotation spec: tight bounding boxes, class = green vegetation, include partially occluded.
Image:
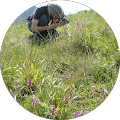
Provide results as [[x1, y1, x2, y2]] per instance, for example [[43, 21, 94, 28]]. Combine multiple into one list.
[[0, 10, 119, 119]]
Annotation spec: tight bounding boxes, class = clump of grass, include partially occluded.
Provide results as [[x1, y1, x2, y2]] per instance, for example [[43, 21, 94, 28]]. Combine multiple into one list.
[[0, 10, 119, 119]]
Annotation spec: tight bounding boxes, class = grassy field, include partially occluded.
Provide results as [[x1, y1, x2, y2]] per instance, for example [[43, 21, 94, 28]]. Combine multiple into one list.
[[0, 10, 119, 119]]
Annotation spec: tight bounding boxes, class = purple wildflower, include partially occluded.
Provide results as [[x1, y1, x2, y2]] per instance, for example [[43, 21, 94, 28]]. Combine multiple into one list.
[[72, 97, 75, 103], [62, 34, 65, 37], [82, 108, 86, 115], [62, 100, 65, 103], [102, 89, 105, 97], [68, 88, 75, 103], [100, 89, 105, 98], [53, 53, 55, 56], [73, 112, 80, 118], [61, 39, 64, 42], [60, 45, 63, 48], [86, 32, 92, 37], [96, 97, 100, 106], [62, 97, 70, 105], [33, 112, 35, 114], [100, 93, 102, 96], [62, 88, 75, 106], [70, 72, 74, 77], [68, 88, 74, 97], [66, 35, 68, 38], [56, 36, 59, 40], [12, 93, 15, 97], [75, 25, 77, 31], [31, 97, 38, 105], [75, 28, 79, 31], [73, 108, 86, 118], [96, 89, 106, 106], [55, 114, 57, 117], [107, 31, 111, 34], [50, 113, 53, 116], [50, 105, 57, 117], [79, 37, 81, 40], [27, 79, 33, 86]]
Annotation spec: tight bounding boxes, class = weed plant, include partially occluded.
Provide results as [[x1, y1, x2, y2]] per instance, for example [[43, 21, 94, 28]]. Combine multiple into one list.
[[0, 10, 119, 119]]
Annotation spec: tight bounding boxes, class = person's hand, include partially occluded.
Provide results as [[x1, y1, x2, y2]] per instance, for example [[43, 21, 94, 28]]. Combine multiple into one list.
[[53, 19, 58, 23], [60, 21, 66, 26], [49, 23, 60, 29]]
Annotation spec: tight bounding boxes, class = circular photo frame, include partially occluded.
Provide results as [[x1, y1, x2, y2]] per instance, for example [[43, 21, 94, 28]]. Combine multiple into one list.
[[0, 0, 119, 120]]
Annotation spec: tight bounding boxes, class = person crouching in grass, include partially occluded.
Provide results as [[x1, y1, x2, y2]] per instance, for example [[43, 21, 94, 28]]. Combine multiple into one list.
[[27, 3, 68, 43]]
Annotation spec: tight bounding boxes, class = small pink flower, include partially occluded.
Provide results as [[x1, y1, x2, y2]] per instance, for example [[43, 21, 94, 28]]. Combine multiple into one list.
[[62, 97, 70, 105], [56, 36, 59, 40], [62, 100, 65, 103], [73, 112, 80, 118], [53, 53, 55, 56], [31, 97, 38, 105], [86, 32, 92, 37], [60, 45, 63, 48], [50, 113, 53, 116], [33, 112, 35, 114], [100, 89, 105, 97], [82, 108, 86, 115], [50, 105, 57, 117], [100, 93, 102, 96], [107, 31, 111, 34], [61, 39, 64, 42], [102, 89, 104, 94], [27, 79, 33, 86], [12, 93, 15, 97], [96, 97, 100, 106], [72, 98, 75, 103], [70, 72, 74, 77]]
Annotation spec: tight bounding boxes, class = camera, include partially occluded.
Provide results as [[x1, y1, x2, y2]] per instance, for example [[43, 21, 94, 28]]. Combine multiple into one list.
[[57, 17, 69, 24]]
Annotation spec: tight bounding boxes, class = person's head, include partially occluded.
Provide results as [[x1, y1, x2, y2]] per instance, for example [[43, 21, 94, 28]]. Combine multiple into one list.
[[47, 3, 65, 19]]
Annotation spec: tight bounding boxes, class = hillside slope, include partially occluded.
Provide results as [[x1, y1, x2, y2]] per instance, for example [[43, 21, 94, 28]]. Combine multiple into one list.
[[1, 10, 119, 119]]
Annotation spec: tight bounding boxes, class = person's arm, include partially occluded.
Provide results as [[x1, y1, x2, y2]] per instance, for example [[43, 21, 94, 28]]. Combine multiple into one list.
[[31, 19, 60, 33]]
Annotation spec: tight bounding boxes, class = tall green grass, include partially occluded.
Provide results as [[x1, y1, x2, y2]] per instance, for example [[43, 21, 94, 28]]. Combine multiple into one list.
[[0, 10, 119, 119]]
